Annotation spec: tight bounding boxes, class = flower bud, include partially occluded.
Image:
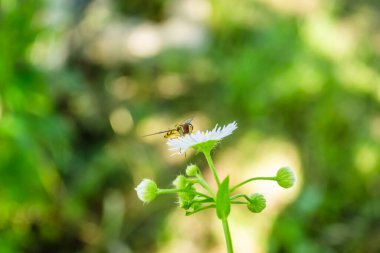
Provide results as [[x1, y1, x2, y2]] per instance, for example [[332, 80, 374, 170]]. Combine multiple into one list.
[[276, 167, 295, 188], [173, 175, 196, 210], [247, 193, 266, 213], [173, 175, 188, 189], [186, 164, 199, 177], [135, 179, 158, 203]]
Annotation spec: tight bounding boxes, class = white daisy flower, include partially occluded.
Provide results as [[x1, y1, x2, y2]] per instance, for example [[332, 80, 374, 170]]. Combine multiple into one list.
[[167, 121, 238, 155]]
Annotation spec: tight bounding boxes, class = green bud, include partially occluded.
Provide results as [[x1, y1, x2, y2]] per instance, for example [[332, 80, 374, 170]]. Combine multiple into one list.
[[276, 167, 295, 188], [173, 175, 189, 189], [177, 189, 196, 210], [247, 193, 266, 213], [173, 175, 196, 210], [186, 164, 199, 177], [135, 179, 158, 203]]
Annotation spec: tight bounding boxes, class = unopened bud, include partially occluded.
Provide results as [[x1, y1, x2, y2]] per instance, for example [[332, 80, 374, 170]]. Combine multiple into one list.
[[173, 175, 188, 189], [186, 164, 199, 177], [173, 175, 195, 210], [276, 167, 295, 188], [247, 193, 266, 213], [135, 179, 158, 203]]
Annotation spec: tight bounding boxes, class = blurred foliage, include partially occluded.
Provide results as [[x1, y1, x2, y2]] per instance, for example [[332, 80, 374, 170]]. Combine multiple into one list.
[[1, 0, 380, 253]]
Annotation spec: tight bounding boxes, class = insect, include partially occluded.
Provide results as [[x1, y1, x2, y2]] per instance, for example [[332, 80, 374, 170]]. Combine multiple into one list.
[[143, 118, 194, 139]]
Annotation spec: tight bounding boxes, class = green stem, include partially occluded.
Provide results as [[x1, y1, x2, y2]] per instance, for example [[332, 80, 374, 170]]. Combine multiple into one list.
[[185, 204, 215, 216], [157, 188, 184, 195], [222, 218, 234, 253], [203, 151, 221, 186], [194, 191, 213, 199], [230, 176, 277, 193], [193, 198, 214, 204], [197, 176, 215, 197], [188, 176, 215, 197], [231, 201, 246, 205], [158, 189, 212, 200], [230, 194, 250, 202]]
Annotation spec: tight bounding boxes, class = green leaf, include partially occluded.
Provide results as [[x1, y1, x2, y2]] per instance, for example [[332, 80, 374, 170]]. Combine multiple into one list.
[[216, 176, 231, 219]]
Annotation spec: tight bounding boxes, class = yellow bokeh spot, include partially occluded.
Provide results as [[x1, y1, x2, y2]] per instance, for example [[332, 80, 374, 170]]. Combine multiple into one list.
[[109, 108, 134, 135], [261, 0, 319, 16], [336, 62, 380, 94], [370, 116, 380, 141], [302, 13, 356, 60], [156, 74, 186, 99], [124, 23, 162, 58], [106, 76, 138, 100], [355, 145, 378, 174]]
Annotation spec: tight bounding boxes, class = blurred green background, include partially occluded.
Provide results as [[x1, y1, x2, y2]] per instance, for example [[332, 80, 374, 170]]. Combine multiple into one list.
[[1, 0, 380, 252]]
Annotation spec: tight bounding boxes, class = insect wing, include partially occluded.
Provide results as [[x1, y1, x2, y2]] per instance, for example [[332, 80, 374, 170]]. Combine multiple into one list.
[[184, 118, 193, 124], [143, 129, 174, 137]]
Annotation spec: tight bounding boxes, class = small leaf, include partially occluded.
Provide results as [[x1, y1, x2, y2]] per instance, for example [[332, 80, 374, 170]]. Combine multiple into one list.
[[216, 176, 231, 219]]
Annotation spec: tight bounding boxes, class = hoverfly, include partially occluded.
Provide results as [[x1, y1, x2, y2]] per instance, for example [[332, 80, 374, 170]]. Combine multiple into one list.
[[143, 118, 194, 139]]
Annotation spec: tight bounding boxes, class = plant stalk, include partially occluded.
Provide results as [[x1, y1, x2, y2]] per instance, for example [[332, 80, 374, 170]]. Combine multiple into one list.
[[203, 151, 221, 186], [230, 176, 277, 193], [222, 218, 234, 253]]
